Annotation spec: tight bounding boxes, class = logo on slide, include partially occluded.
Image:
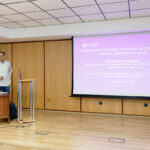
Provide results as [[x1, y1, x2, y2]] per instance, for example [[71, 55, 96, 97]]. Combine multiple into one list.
[[82, 43, 99, 48], [82, 44, 87, 47]]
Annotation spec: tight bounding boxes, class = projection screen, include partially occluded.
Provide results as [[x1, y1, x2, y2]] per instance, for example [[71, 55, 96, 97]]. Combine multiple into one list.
[[72, 33, 150, 99]]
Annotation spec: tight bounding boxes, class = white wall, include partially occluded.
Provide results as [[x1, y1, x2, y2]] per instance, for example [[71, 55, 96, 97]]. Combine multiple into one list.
[[0, 16, 150, 43], [0, 26, 9, 43]]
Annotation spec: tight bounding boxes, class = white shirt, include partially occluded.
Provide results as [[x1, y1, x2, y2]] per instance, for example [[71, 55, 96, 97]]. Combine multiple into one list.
[[0, 61, 12, 86]]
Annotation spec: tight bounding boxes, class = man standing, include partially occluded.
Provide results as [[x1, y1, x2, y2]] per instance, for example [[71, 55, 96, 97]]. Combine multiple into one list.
[[0, 51, 12, 94]]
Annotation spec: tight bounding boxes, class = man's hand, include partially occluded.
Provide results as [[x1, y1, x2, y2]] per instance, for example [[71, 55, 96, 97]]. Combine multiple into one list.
[[0, 76, 4, 80]]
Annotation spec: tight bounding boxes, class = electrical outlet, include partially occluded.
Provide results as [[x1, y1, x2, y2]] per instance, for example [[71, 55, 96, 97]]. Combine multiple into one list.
[[99, 101, 103, 105], [144, 103, 148, 107]]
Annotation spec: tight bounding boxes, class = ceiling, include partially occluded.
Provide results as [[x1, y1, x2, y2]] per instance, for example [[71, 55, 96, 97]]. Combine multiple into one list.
[[0, 0, 149, 29]]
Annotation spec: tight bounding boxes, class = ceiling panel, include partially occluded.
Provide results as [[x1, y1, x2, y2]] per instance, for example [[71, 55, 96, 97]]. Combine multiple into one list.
[[0, 22, 23, 28], [0, 5, 17, 15], [72, 5, 101, 15], [4, 14, 30, 21], [47, 8, 75, 18], [130, 0, 150, 10], [7, 2, 41, 13], [59, 16, 82, 23], [0, 0, 149, 29], [37, 18, 61, 25], [0, 0, 26, 4], [18, 20, 42, 27], [80, 14, 105, 21], [33, 0, 67, 10], [24, 11, 52, 19], [97, 0, 127, 4], [63, 0, 96, 7], [0, 17, 11, 23], [131, 9, 150, 17], [100, 2, 128, 13], [105, 11, 129, 19]]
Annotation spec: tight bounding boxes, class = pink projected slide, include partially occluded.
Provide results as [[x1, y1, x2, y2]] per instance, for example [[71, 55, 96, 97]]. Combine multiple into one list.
[[73, 33, 150, 97]]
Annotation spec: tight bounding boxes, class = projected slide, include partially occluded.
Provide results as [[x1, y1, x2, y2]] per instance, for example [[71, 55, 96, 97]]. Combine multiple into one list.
[[73, 33, 150, 98]]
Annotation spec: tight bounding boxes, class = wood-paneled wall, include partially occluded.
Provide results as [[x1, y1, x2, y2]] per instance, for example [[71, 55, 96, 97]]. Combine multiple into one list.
[[12, 42, 44, 109], [0, 41, 150, 116], [82, 98, 122, 114], [45, 40, 80, 111], [123, 99, 150, 116]]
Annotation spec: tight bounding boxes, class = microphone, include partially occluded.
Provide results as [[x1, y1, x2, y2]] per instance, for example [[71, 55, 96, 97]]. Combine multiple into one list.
[[19, 69, 22, 80]]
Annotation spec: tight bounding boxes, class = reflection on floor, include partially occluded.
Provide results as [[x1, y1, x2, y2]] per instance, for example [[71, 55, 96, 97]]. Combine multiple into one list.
[[0, 110, 150, 150]]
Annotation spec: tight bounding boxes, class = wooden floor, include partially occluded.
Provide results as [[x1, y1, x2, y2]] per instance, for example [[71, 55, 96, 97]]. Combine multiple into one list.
[[0, 110, 150, 150]]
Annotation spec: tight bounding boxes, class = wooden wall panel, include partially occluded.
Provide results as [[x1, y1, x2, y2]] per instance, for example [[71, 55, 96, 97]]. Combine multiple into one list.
[[123, 99, 150, 116], [12, 42, 44, 109], [82, 98, 122, 114], [0, 44, 12, 101], [0, 44, 11, 61], [45, 40, 80, 111]]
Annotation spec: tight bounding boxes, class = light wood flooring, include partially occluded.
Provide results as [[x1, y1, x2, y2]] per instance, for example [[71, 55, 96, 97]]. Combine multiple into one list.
[[0, 110, 150, 150]]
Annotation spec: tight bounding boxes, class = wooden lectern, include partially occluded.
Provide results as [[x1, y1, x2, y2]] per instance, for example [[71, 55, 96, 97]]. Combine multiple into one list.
[[17, 79, 35, 123], [0, 94, 10, 123]]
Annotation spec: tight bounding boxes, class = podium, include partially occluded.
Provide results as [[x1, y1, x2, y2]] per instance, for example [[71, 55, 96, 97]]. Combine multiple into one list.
[[0, 94, 10, 123], [17, 79, 35, 123]]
